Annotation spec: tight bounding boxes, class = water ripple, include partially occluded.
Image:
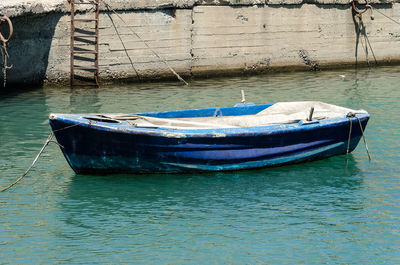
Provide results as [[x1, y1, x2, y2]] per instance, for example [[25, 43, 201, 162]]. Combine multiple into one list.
[[1, 66, 400, 264]]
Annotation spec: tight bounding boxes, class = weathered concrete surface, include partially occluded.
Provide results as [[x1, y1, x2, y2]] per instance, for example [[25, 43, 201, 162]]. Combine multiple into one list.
[[0, 0, 195, 17], [3, 14, 64, 86], [1, 1, 400, 86], [0, 1, 66, 17], [46, 9, 193, 83], [1, 0, 398, 17], [191, 4, 400, 75], [0, 0, 197, 17]]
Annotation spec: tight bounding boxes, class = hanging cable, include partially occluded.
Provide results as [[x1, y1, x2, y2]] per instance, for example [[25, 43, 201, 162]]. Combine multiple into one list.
[[106, 13, 140, 80], [357, 16, 371, 67], [103, 3, 189, 85], [371, 6, 400, 26]]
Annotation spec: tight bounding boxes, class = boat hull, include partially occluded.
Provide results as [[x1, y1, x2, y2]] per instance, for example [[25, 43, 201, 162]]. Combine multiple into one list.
[[49, 108, 369, 174]]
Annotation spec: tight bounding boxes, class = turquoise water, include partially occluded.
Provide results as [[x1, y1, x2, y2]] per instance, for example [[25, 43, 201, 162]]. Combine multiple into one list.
[[1, 67, 399, 264]]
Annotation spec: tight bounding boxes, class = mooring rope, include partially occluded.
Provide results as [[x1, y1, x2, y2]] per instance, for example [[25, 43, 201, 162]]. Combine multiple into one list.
[[51, 121, 85, 133], [0, 121, 86, 192], [357, 17, 371, 67], [0, 45, 10, 88], [351, 1, 399, 69], [362, 27, 378, 66], [0, 16, 13, 88], [103, 3, 189, 86], [371, 6, 400, 26], [352, 0, 372, 15], [354, 14, 377, 67], [346, 114, 353, 161], [346, 112, 371, 162], [356, 115, 372, 161], [0, 133, 54, 192], [352, 1, 379, 68], [106, 13, 140, 80], [352, 0, 400, 68]]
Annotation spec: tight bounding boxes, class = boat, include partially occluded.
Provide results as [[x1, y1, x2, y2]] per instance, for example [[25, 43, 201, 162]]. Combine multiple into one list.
[[49, 101, 370, 174]]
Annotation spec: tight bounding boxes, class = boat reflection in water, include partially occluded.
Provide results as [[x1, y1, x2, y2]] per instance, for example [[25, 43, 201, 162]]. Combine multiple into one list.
[[60, 155, 364, 236]]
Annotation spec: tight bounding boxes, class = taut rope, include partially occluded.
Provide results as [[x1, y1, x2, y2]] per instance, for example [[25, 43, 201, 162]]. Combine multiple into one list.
[[103, 2, 189, 86], [0, 133, 54, 192], [356, 115, 372, 161], [346, 114, 353, 161], [0, 122, 84, 192], [346, 112, 371, 162], [371, 6, 400, 26]]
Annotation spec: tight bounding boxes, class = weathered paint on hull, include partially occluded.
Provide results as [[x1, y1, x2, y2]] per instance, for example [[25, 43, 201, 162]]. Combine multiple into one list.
[[49, 107, 369, 174], [64, 139, 360, 174]]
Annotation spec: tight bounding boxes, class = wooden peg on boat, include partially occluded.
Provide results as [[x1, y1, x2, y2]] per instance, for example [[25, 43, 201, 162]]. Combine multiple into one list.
[[307, 107, 314, 121]]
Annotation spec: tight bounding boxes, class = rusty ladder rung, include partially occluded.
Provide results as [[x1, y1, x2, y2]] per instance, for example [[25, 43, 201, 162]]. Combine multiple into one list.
[[71, 83, 99, 86], [70, 0, 100, 87], [74, 34, 97, 38], [74, 2, 99, 5], [74, 66, 99, 70], [73, 18, 98, 22], [73, 50, 98, 54]]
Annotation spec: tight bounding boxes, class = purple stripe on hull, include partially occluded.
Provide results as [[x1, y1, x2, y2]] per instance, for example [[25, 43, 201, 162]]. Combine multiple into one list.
[[157, 140, 333, 160], [162, 142, 347, 171]]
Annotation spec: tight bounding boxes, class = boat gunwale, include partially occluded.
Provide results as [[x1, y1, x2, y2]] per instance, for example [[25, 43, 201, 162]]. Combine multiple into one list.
[[49, 111, 370, 138]]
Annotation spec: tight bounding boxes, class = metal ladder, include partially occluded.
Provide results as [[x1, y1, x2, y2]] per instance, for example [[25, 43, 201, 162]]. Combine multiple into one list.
[[70, 0, 100, 86]]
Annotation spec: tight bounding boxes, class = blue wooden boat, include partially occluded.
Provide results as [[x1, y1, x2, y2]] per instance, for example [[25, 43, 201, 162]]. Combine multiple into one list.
[[49, 101, 369, 174]]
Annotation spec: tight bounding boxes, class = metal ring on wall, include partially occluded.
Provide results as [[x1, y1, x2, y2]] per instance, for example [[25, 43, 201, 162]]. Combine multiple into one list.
[[0, 16, 13, 43], [352, 0, 372, 15]]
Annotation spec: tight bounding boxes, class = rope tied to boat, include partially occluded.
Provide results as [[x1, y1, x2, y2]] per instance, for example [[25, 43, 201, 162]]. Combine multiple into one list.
[[355, 115, 371, 161], [346, 112, 371, 162], [0, 133, 54, 192], [0, 16, 13, 88], [346, 113, 353, 161], [0, 121, 86, 192]]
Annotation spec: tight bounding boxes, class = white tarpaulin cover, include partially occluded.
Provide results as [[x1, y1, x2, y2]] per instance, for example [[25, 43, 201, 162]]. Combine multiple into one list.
[[105, 102, 367, 129]]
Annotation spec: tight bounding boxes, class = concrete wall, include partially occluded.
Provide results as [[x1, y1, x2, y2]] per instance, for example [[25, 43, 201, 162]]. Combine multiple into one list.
[[1, 0, 400, 87], [191, 4, 400, 76]]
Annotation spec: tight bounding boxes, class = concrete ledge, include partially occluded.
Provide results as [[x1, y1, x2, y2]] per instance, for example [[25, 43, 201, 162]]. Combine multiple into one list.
[[0, 1, 67, 17], [1, 0, 399, 17]]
